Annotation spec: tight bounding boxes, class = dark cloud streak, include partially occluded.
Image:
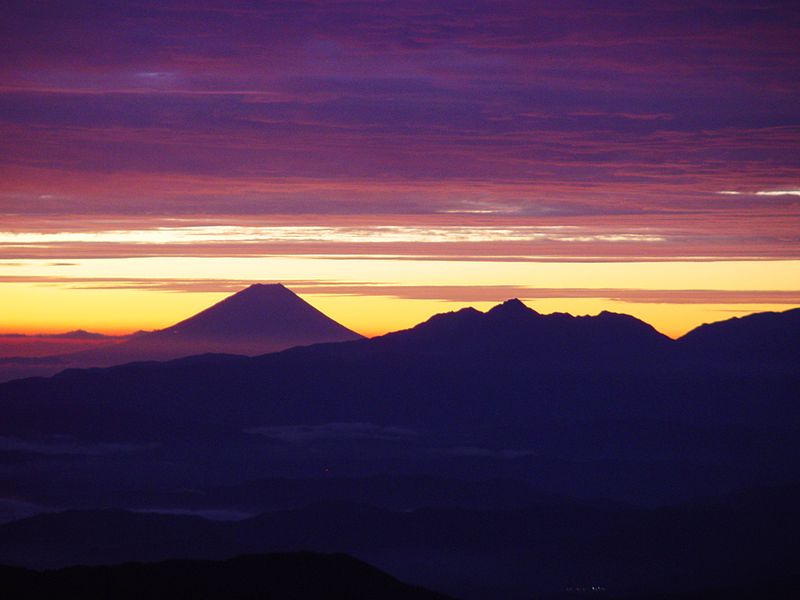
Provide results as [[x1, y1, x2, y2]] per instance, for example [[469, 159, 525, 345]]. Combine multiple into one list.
[[1, 0, 798, 259]]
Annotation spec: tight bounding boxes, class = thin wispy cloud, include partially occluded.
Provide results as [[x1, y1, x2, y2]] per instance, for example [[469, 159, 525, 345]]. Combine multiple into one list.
[[0, 225, 666, 246], [755, 190, 800, 197]]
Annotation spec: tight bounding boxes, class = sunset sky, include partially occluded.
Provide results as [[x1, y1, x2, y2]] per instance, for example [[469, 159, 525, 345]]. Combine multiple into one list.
[[2, 1, 799, 339]]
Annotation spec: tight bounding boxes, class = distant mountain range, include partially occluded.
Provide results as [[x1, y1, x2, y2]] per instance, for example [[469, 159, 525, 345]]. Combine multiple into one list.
[[2, 285, 796, 382], [0, 283, 362, 381], [144, 283, 362, 351], [0, 329, 114, 340], [0, 292, 796, 502], [0, 286, 797, 598], [370, 298, 672, 365]]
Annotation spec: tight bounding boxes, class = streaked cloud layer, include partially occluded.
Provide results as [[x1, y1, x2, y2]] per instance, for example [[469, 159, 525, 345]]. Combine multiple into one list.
[[2, 256, 799, 338], [3, 1, 799, 218], [1, 1, 798, 338]]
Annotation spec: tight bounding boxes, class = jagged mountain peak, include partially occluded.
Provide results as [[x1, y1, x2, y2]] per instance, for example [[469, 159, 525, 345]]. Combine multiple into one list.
[[486, 298, 539, 318]]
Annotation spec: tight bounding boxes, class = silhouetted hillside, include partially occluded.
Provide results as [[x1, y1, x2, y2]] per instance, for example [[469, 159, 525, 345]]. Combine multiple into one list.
[[0, 485, 797, 599], [0, 302, 798, 597], [0, 552, 453, 600], [371, 299, 671, 363], [678, 307, 800, 366], [0, 303, 798, 509]]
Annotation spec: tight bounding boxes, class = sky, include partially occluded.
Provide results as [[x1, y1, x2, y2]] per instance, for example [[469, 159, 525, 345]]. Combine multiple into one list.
[[1, 0, 799, 339]]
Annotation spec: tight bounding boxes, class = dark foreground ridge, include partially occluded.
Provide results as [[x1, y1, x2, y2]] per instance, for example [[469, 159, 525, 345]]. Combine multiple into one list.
[[0, 487, 797, 599], [0, 552, 453, 600]]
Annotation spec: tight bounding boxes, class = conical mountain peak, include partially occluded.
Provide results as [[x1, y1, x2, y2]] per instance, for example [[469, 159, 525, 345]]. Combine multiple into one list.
[[157, 283, 361, 342], [88, 283, 365, 364]]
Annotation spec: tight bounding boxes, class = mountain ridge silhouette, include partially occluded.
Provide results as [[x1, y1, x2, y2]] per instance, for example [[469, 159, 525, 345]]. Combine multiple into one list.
[[1, 486, 798, 599], [0, 283, 363, 380], [151, 283, 360, 343], [0, 292, 798, 598]]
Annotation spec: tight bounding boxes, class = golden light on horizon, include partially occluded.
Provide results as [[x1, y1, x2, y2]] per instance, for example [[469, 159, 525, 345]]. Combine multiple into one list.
[[1, 256, 798, 339]]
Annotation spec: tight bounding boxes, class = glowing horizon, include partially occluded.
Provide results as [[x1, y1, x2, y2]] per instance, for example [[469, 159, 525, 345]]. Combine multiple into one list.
[[2, 255, 799, 339], [2, 2, 799, 346]]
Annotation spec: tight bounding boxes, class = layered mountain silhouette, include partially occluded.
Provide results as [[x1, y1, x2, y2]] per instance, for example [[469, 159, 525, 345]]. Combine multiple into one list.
[[148, 283, 360, 346], [370, 298, 671, 363], [0, 294, 798, 598], [0, 485, 797, 599], [678, 306, 800, 365], [0, 283, 362, 380], [0, 297, 797, 502]]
